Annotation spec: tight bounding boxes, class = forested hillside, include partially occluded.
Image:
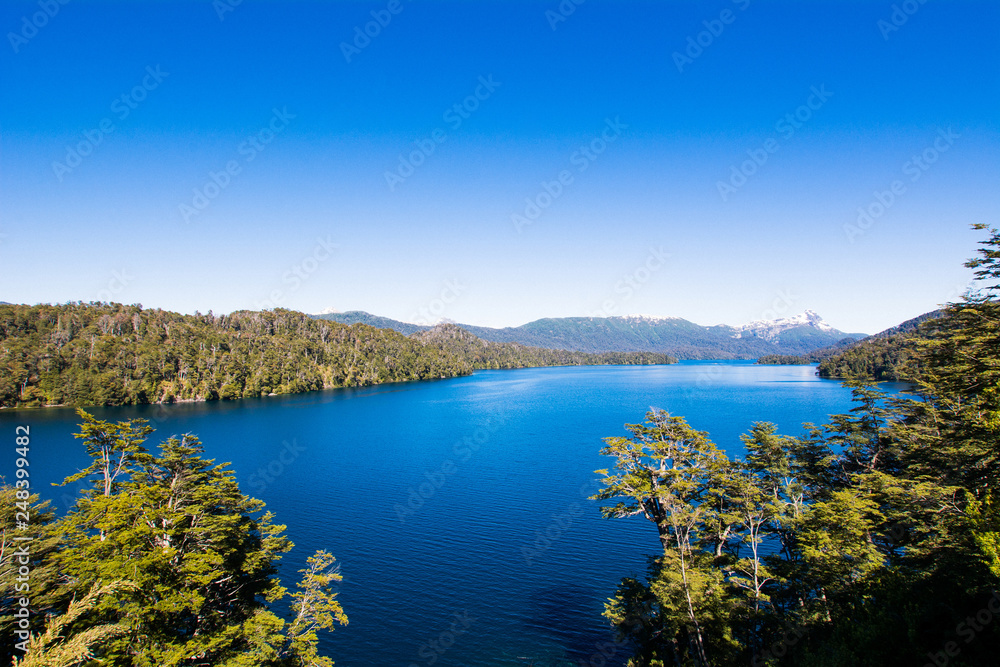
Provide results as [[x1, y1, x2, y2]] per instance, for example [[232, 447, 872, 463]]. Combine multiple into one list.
[[412, 323, 675, 369], [816, 309, 944, 380], [0, 303, 673, 409], [316, 312, 865, 359], [0, 304, 467, 408]]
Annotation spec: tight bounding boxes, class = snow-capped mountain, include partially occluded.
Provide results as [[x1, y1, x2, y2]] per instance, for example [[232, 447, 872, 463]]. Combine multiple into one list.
[[313, 309, 867, 359], [733, 310, 835, 341]]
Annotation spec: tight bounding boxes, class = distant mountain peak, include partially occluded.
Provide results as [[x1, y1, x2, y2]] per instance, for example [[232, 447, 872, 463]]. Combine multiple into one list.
[[734, 311, 836, 341], [312, 309, 859, 359]]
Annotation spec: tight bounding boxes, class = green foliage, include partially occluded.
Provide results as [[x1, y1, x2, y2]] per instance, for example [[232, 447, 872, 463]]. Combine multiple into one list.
[[1, 488, 62, 663], [968, 493, 1000, 581], [11, 582, 135, 667], [596, 227, 1000, 665], [816, 309, 944, 381], [816, 334, 920, 381], [311, 311, 425, 335], [56, 430, 293, 665], [965, 223, 1000, 295], [0, 304, 674, 409], [283, 551, 349, 667], [413, 323, 676, 369], [2, 412, 346, 666], [756, 355, 814, 365], [593, 410, 734, 664], [61, 409, 154, 498]]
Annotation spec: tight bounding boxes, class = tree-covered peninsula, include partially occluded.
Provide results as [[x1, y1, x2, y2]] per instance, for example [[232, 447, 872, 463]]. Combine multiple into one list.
[[0, 304, 675, 409], [755, 354, 816, 365]]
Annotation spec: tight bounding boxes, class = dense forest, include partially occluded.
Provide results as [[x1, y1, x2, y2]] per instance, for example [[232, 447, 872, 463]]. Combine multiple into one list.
[[757, 310, 946, 376], [815, 310, 944, 381], [0, 304, 674, 409], [755, 354, 816, 365], [815, 334, 918, 380], [412, 322, 674, 369], [595, 226, 1000, 665]]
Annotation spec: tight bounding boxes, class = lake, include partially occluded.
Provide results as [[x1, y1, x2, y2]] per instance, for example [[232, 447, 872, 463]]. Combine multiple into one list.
[[0, 361, 876, 666]]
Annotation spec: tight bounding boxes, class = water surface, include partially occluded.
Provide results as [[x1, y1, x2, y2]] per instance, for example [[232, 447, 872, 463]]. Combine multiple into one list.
[[1, 362, 871, 666]]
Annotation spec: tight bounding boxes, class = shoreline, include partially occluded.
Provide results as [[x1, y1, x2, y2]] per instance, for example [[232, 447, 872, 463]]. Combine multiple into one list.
[[0, 358, 684, 411]]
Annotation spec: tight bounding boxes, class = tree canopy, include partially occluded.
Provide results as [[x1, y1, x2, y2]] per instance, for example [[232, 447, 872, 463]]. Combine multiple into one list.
[[1, 412, 347, 666], [596, 227, 1000, 665], [0, 305, 674, 409]]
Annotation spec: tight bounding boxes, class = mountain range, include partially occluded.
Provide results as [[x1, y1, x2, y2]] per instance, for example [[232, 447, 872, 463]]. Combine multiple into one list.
[[311, 310, 867, 359]]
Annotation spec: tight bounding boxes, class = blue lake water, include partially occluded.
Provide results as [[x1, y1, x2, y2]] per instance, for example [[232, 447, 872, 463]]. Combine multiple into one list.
[[0, 362, 881, 666]]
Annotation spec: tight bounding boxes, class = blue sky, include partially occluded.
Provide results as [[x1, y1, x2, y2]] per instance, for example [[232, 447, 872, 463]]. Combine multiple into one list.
[[1, 0, 998, 334]]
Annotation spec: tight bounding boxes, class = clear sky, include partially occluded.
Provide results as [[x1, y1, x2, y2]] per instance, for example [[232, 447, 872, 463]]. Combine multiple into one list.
[[2, 0, 998, 334]]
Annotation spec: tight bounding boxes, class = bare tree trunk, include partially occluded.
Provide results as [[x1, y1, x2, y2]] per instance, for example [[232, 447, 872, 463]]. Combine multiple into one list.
[[673, 521, 710, 667]]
